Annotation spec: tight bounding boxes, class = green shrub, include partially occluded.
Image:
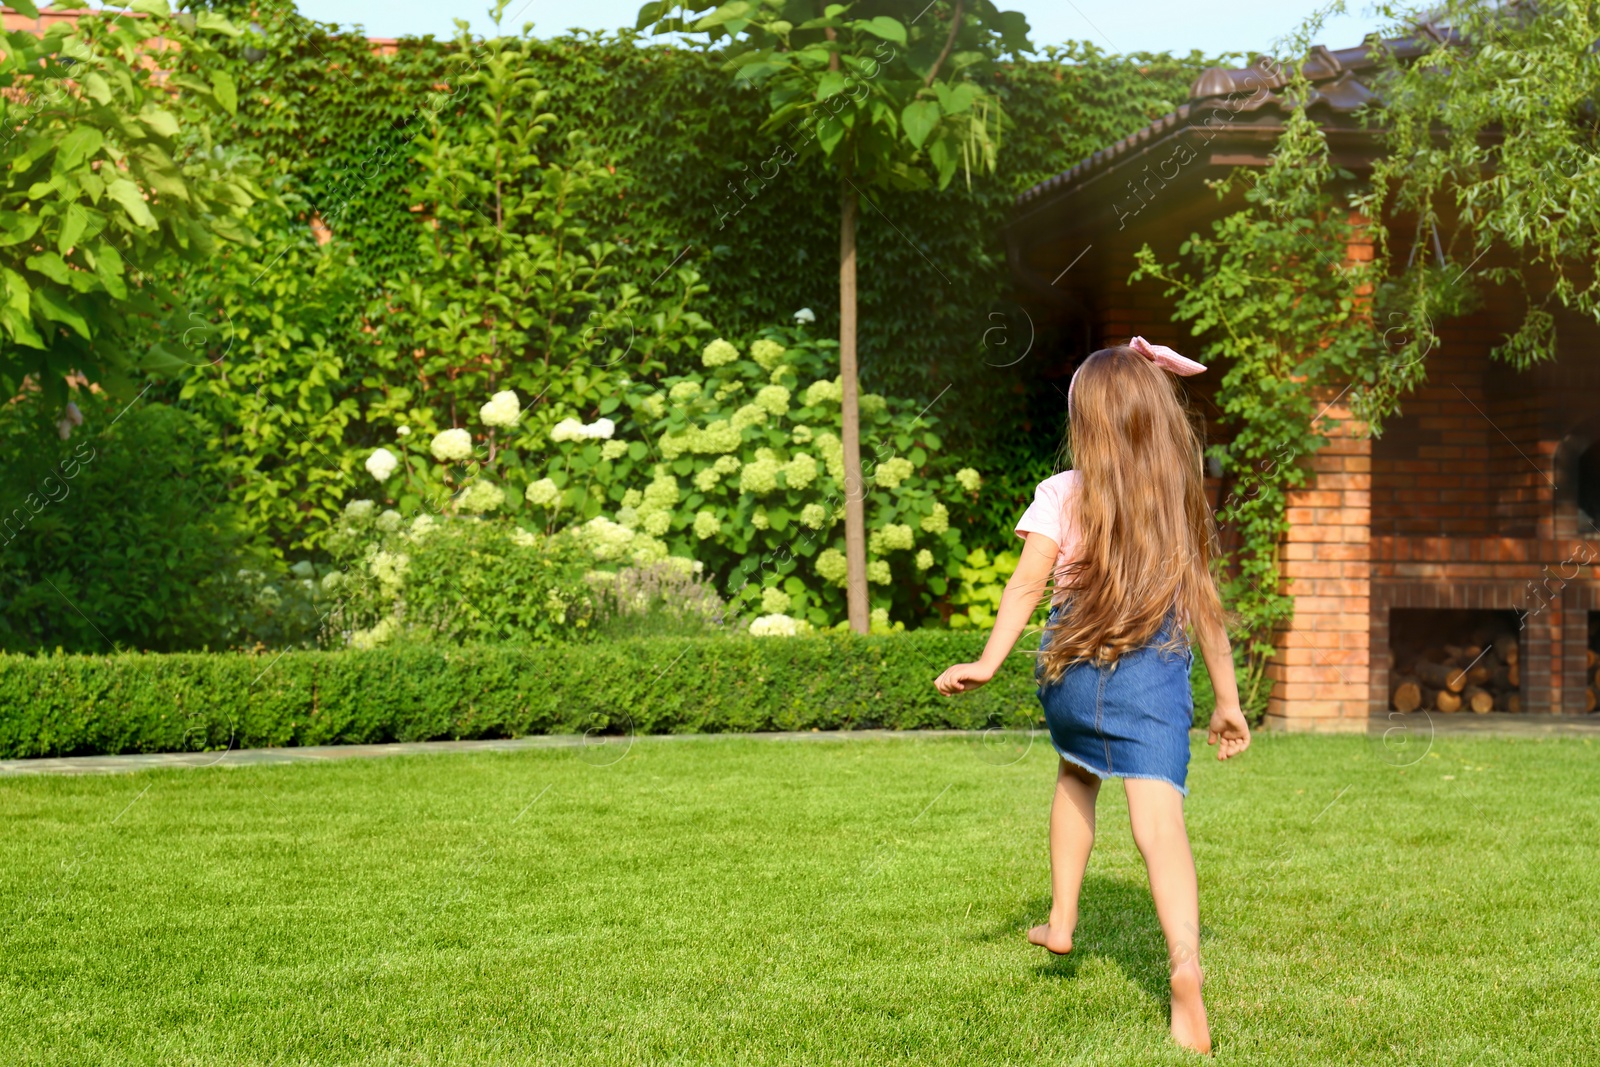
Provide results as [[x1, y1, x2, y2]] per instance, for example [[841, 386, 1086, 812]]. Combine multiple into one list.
[[0, 396, 261, 653], [0, 633, 1048, 758]]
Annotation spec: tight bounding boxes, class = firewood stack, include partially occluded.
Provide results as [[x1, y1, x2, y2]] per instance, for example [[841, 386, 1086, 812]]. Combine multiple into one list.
[[1390, 633, 1521, 714]]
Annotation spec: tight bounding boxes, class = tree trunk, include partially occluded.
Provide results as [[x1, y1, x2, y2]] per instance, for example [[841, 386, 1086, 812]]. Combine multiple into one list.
[[839, 180, 868, 633]]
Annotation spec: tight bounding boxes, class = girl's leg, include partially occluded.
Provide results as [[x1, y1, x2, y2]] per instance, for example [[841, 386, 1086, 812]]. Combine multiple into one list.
[[1028, 758, 1100, 954], [1124, 778, 1210, 1055]]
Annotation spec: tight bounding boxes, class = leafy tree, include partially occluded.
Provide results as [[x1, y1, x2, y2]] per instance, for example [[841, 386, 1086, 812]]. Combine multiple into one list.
[[0, 0, 262, 399], [637, 0, 1032, 631]]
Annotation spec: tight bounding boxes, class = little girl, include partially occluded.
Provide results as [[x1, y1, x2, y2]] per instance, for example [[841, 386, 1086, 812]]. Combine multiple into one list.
[[936, 338, 1250, 1056]]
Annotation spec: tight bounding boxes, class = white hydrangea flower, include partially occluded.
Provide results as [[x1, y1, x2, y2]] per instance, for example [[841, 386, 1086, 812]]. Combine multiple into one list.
[[511, 527, 539, 548], [956, 467, 982, 492], [731, 403, 767, 431], [750, 339, 787, 371], [702, 338, 740, 367], [365, 447, 399, 483], [525, 478, 561, 507], [370, 550, 410, 591], [713, 454, 741, 475], [479, 389, 521, 428], [867, 559, 891, 585], [793, 307, 816, 325], [582, 516, 636, 562], [880, 524, 914, 551], [669, 380, 701, 403], [816, 548, 848, 586], [377, 509, 403, 533], [761, 586, 791, 614], [396, 425, 411, 437], [693, 510, 721, 539], [321, 571, 344, 592], [431, 428, 473, 461], [751, 508, 770, 530], [350, 616, 398, 650], [814, 432, 845, 481], [459, 481, 505, 513], [800, 503, 827, 529], [874, 456, 915, 489], [791, 424, 813, 444], [344, 499, 376, 522], [602, 440, 628, 461], [739, 456, 781, 495], [915, 548, 934, 571], [755, 384, 790, 417], [617, 506, 640, 529], [750, 613, 805, 637], [921, 502, 949, 535], [642, 510, 671, 537], [643, 474, 679, 509], [859, 393, 887, 415], [803, 378, 843, 406], [409, 513, 436, 540], [782, 453, 818, 490], [552, 417, 615, 442], [622, 488, 643, 509], [694, 468, 720, 492], [638, 393, 666, 420], [869, 607, 891, 633]]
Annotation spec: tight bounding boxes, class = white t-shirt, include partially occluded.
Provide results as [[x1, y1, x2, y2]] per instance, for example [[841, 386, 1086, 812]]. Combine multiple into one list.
[[1013, 470, 1082, 605]]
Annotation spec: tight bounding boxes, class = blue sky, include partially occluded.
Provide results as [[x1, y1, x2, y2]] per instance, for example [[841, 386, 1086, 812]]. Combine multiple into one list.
[[289, 0, 1392, 57]]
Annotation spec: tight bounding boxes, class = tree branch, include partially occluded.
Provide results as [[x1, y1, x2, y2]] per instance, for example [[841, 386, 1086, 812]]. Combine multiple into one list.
[[923, 0, 965, 87], [824, 26, 841, 71]]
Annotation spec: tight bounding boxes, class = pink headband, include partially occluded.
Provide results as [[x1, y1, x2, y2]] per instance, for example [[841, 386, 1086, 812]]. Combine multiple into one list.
[[1068, 336, 1207, 408]]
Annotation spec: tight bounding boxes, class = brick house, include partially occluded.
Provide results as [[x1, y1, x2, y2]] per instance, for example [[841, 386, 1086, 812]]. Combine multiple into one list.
[[1005, 33, 1600, 729]]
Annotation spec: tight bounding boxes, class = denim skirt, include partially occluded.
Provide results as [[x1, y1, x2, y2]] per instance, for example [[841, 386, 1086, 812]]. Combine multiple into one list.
[[1035, 604, 1195, 795]]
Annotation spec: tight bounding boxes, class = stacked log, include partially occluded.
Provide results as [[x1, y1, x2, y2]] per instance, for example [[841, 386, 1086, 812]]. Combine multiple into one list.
[[1391, 637, 1521, 714]]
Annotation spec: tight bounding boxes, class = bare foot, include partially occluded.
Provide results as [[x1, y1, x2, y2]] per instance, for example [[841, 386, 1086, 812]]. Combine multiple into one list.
[[1027, 921, 1073, 955], [1169, 957, 1211, 1055]]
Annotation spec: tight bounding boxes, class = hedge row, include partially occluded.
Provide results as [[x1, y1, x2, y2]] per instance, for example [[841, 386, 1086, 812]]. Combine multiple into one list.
[[0, 633, 1053, 759]]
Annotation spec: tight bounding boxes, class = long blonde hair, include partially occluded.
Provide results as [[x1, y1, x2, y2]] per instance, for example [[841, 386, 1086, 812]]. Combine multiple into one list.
[[1038, 344, 1224, 682]]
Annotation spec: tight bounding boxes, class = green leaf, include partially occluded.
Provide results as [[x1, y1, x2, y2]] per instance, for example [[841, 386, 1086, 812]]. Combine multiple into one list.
[[35, 288, 90, 339], [932, 81, 980, 114], [816, 70, 847, 101], [7, 0, 38, 17], [128, 0, 170, 15], [194, 11, 240, 34], [691, 1, 750, 30], [210, 70, 237, 115], [901, 100, 940, 150], [138, 105, 181, 139], [634, 2, 666, 31], [0, 213, 43, 248], [851, 15, 905, 45], [83, 72, 112, 105], [52, 126, 103, 172], [58, 207, 89, 256], [25, 251, 70, 285], [106, 178, 157, 230]]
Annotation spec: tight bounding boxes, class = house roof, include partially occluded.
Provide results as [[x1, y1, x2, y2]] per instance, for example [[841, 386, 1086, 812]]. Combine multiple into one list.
[[1013, 25, 1459, 213]]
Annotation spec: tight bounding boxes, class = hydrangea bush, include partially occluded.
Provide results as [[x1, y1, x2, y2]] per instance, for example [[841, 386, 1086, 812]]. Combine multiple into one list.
[[350, 325, 982, 630], [517, 327, 980, 628]]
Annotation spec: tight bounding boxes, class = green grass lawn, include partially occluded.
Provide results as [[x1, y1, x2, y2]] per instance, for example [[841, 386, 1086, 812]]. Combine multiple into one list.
[[2, 730, 1597, 1066]]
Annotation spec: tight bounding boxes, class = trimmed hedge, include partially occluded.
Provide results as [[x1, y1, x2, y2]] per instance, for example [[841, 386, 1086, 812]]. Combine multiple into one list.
[[0, 633, 1054, 759]]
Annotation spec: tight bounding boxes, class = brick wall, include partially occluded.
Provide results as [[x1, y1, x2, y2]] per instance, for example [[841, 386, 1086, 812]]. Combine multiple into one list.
[[1266, 393, 1372, 729]]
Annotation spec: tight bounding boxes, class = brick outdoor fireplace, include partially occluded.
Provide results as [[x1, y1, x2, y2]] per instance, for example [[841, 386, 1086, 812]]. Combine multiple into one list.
[[1004, 33, 1600, 728]]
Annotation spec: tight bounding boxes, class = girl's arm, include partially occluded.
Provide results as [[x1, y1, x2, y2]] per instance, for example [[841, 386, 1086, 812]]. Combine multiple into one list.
[[1193, 611, 1251, 760], [935, 532, 1058, 695]]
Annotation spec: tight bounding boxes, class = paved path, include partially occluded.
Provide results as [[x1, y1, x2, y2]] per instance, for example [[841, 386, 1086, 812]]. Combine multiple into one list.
[[1, 716, 1595, 777]]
